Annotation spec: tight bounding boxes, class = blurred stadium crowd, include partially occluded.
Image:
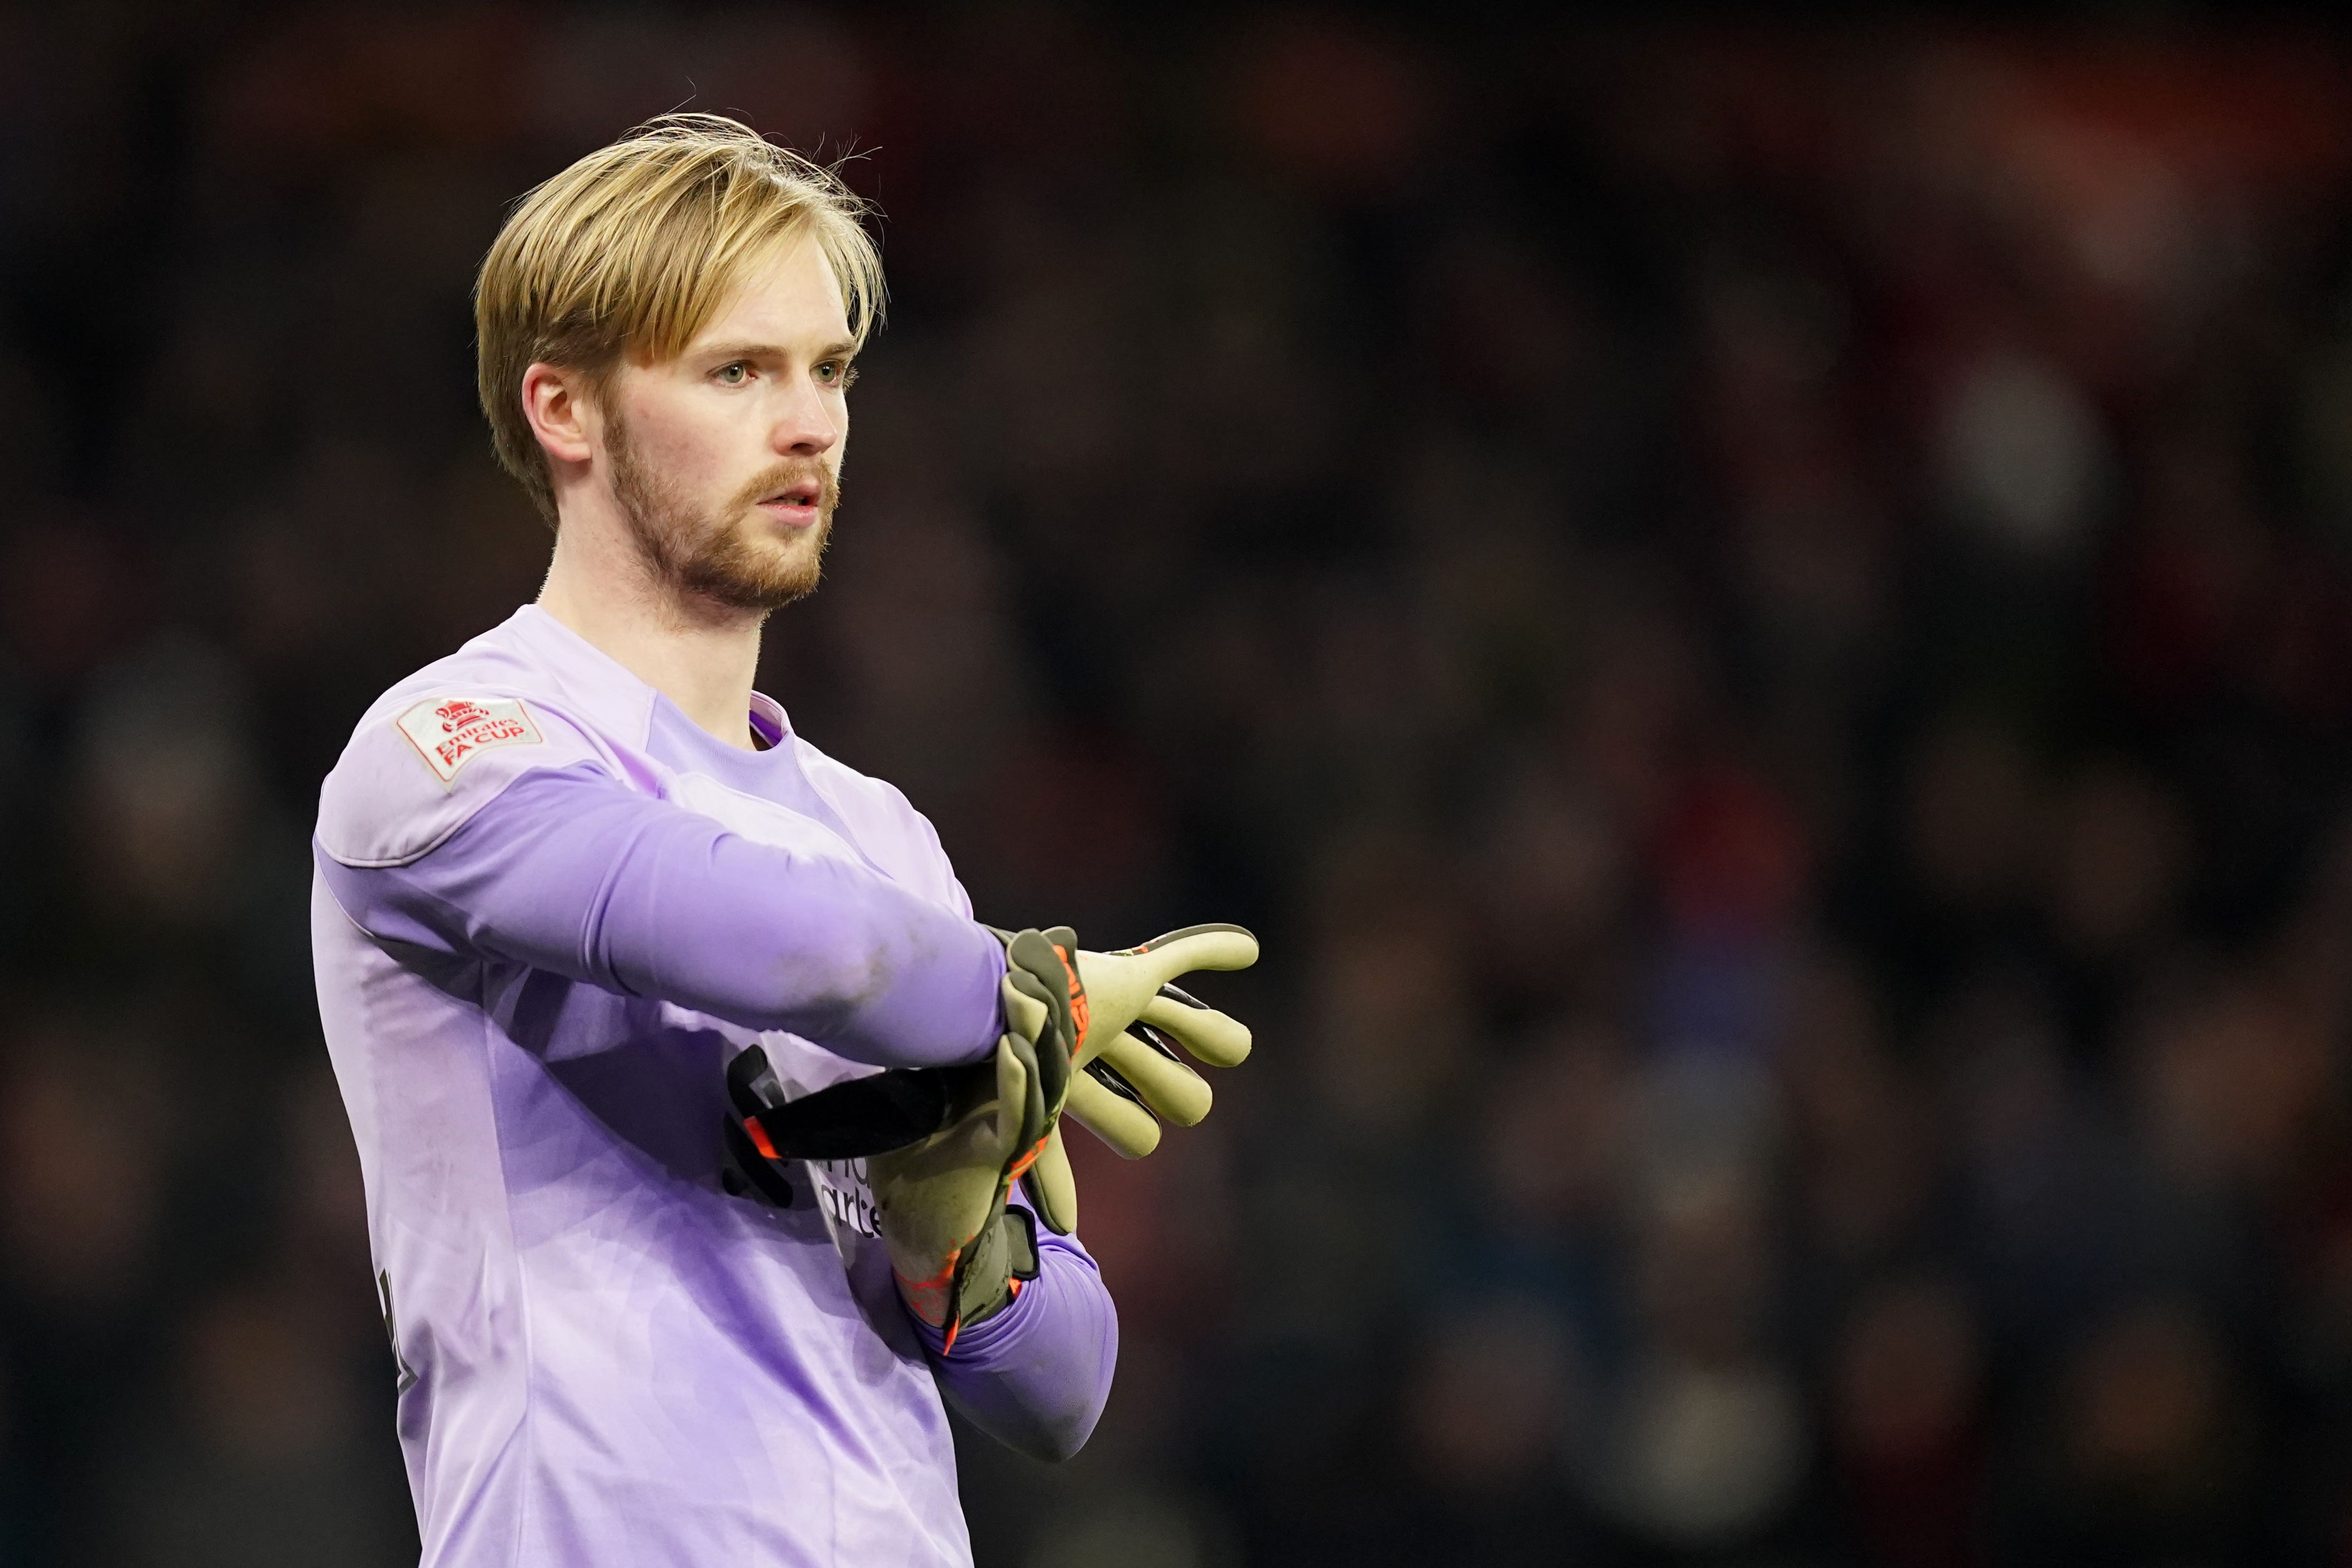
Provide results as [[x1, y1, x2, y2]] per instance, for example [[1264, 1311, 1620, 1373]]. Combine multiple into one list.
[[5, 7, 2352, 1566]]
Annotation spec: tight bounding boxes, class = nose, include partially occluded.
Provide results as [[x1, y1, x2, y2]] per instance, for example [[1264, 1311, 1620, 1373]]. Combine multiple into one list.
[[770, 368, 840, 458]]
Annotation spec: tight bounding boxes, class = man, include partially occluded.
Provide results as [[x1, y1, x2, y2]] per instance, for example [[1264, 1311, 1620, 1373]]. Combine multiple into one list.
[[309, 115, 1255, 1565]]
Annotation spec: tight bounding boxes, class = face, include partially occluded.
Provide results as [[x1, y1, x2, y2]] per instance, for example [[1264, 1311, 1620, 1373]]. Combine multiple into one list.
[[600, 237, 855, 612]]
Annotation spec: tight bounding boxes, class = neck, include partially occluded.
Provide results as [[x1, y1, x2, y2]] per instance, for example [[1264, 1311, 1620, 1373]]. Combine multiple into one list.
[[537, 505, 766, 751]]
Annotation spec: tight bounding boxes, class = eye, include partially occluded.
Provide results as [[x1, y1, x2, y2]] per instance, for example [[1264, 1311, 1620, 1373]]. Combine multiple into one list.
[[816, 359, 858, 389], [714, 361, 751, 385]]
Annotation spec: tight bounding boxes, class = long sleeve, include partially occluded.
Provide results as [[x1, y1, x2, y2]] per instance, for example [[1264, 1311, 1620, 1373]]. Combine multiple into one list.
[[314, 761, 1004, 1070], [912, 1203, 1120, 1462]]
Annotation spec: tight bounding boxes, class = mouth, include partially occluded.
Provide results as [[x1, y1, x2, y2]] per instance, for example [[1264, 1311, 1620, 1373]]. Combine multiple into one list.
[[755, 477, 825, 527]]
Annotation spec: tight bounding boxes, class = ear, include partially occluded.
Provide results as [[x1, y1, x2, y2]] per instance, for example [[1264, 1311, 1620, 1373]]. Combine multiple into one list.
[[521, 363, 597, 469]]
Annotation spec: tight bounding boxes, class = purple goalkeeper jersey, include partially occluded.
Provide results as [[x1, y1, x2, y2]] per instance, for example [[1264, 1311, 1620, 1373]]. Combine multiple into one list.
[[309, 604, 1116, 1567]]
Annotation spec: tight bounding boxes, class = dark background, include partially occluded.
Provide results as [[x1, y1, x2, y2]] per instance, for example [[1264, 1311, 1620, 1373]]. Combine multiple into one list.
[[6, 6, 2352, 1565]]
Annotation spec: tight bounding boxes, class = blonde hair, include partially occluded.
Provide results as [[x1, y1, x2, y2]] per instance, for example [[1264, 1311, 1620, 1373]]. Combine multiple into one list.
[[475, 113, 883, 522]]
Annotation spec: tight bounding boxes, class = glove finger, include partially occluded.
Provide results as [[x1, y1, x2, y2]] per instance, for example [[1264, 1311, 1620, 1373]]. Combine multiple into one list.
[[1022, 1123, 1078, 1236], [1096, 1030, 1213, 1126], [1004, 930, 1077, 1112], [1138, 991, 1253, 1067], [1075, 927, 1255, 1051], [999, 969, 1051, 1047], [1064, 1069, 1162, 1159], [1119, 923, 1259, 984], [992, 1033, 1035, 1158]]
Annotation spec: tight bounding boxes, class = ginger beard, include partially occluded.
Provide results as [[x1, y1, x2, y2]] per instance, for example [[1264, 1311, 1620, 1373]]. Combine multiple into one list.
[[606, 407, 837, 613]]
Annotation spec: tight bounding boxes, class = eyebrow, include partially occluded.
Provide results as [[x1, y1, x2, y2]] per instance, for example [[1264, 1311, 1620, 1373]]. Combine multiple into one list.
[[697, 340, 858, 363]]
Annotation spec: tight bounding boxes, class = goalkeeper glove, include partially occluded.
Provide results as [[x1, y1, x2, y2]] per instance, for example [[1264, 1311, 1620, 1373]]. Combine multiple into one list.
[[728, 928, 1083, 1348], [726, 923, 1258, 1232]]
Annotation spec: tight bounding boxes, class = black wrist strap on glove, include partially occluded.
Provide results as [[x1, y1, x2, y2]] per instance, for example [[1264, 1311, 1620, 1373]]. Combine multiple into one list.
[[720, 1044, 798, 1206], [723, 928, 1082, 1169], [728, 1046, 961, 1167]]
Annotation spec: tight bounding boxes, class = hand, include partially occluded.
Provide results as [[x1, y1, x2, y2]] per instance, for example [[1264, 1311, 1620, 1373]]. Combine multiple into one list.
[[723, 929, 1084, 1350], [722, 923, 1259, 1243], [865, 964, 1055, 1342], [1057, 926, 1259, 1162]]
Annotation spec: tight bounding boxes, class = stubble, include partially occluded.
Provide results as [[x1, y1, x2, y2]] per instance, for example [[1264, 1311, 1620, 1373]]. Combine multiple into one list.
[[607, 411, 837, 614]]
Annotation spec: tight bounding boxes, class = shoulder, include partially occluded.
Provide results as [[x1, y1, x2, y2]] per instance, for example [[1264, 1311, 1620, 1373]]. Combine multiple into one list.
[[790, 737, 967, 912], [316, 622, 630, 868]]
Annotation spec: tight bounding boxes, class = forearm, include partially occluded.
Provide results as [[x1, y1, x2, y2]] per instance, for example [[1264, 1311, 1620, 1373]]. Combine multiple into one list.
[[917, 1212, 1119, 1462], [315, 763, 1004, 1068]]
